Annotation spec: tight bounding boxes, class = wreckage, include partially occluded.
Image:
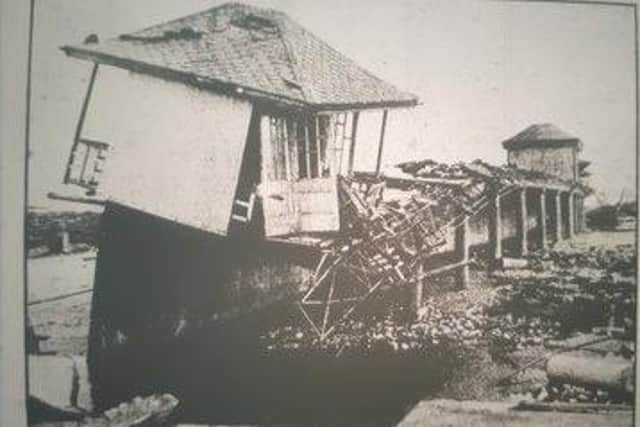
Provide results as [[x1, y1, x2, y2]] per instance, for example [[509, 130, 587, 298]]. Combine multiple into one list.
[[55, 2, 592, 409]]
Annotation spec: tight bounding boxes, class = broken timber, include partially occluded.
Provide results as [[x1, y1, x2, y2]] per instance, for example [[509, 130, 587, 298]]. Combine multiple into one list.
[[299, 176, 473, 340]]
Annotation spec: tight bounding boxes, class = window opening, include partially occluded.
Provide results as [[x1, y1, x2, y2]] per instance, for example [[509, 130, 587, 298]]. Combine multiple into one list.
[[264, 112, 357, 181]]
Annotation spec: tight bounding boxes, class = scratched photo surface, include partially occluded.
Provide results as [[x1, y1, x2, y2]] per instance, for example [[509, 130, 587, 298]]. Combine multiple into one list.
[[26, 1, 636, 426]]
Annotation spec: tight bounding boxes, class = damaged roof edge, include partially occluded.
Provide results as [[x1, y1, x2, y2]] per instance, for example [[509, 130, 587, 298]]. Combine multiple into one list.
[[502, 138, 580, 150], [61, 45, 419, 112]]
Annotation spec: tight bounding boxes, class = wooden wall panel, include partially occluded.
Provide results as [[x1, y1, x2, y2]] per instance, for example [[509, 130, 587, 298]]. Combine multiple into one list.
[[82, 65, 252, 235]]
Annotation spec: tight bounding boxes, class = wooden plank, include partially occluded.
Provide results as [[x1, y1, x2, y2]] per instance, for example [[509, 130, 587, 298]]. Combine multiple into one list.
[[375, 109, 388, 176], [455, 216, 470, 289], [414, 259, 424, 311], [77, 137, 109, 150], [47, 191, 106, 206], [286, 118, 298, 180], [65, 62, 99, 184], [270, 118, 280, 180], [321, 271, 337, 335], [413, 260, 470, 282], [281, 118, 290, 180], [489, 192, 503, 261], [261, 115, 273, 183]]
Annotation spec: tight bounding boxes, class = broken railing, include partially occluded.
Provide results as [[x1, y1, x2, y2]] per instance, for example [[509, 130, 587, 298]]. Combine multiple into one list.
[[298, 173, 511, 340]]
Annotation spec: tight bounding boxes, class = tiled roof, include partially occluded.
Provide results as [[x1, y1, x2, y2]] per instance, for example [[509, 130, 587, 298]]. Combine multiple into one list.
[[62, 2, 418, 109], [503, 123, 580, 150]]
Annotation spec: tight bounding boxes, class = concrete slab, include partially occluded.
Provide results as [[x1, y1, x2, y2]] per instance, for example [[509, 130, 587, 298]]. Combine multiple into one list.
[[398, 399, 632, 427]]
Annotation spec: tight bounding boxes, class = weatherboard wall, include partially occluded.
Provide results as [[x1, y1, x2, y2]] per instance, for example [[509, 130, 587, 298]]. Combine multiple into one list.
[[82, 65, 253, 236], [507, 145, 577, 182]]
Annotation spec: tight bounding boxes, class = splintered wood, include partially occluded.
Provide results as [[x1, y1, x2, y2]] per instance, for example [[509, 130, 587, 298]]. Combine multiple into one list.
[[299, 176, 470, 340], [297, 158, 591, 340]]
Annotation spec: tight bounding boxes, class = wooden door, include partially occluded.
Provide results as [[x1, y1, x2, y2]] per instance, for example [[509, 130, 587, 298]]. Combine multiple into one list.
[[259, 114, 339, 237]]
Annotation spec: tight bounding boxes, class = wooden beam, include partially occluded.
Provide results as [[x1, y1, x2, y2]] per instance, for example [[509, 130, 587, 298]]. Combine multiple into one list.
[[375, 109, 388, 176], [282, 119, 291, 180], [304, 118, 311, 178], [315, 116, 322, 177], [455, 216, 470, 289], [489, 192, 503, 261], [413, 259, 470, 282], [414, 257, 424, 312], [47, 191, 106, 206], [579, 194, 586, 232], [347, 112, 359, 173], [64, 62, 99, 184]]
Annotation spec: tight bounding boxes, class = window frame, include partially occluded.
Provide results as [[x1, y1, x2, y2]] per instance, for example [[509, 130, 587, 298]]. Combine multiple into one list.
[[263, 111, 358, 183]]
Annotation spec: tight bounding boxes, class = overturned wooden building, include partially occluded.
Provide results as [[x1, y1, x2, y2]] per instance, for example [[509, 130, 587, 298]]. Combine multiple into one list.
[[59, 2, 421, 410]]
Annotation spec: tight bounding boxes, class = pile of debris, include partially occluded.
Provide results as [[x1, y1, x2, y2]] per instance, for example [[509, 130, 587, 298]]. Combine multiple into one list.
[[488, 244, 636, 350], [490, 244, 636, 406], [298, 174, 476, 339], [262, 299, 486, 357], [298, 158, 577, 340]]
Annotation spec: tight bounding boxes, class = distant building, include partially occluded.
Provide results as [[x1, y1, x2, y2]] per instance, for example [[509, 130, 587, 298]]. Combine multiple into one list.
[[501, 123, 590, 238], [503, 123, 583, 182]]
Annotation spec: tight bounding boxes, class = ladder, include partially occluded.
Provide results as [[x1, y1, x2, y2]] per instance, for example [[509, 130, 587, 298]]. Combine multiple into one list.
[[231, 193, 256, 223]]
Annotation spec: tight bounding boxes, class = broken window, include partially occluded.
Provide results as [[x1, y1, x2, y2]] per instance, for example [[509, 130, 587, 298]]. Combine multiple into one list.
[[263, 112, 358, 182], [65, 138, 109, 190]]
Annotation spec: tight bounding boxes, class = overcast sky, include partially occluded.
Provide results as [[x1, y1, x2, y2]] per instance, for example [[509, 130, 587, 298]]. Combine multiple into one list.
[[29, 0, 636, 210]]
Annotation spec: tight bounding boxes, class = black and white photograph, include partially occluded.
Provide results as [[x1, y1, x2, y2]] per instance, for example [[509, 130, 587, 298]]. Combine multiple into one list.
[[3, 0, 638, 425]]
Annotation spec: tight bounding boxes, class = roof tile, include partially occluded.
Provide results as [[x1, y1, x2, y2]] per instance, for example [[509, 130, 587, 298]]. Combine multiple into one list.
[[63, 2, 417, 108]]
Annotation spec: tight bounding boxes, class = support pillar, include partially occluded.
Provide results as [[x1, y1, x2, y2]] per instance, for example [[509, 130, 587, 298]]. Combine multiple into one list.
[[455, 215, 470, 289], [568, 191, 575, 239], [579, 194, 586, 232], [555, 191, 563, 242], [518, 187, 528, 256], [488, 192, 502, 262], [538, 189, 548, 252]]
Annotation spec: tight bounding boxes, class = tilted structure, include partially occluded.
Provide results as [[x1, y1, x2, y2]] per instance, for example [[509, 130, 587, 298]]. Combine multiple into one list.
[[61, 2, 417, 238]]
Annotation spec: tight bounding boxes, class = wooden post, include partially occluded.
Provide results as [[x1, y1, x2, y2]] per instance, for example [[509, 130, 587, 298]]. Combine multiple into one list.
[[304, 119, 312, 178], [64, 62, 99, 184], [455, 216, 470, 289], [489, 192, 502, 261], [555, 191, 563, 242], [578, 194, 584, 233], [539, 189, 548, 252], [579, 194, 586, 232], [568, 191, 575, 239], [518, 187, 528, 256], [315, 117, 322, 177], [347, 112, 359, 173], [375, 109, 388, 176]]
